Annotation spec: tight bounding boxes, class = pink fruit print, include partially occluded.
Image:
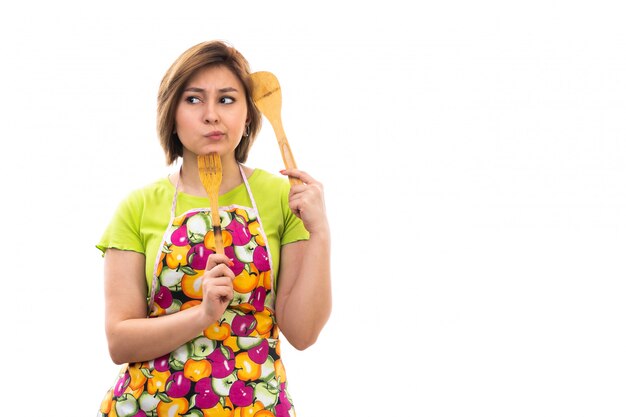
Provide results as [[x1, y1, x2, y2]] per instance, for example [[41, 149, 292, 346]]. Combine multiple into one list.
[[113, 372, 130, 397], [171, 224, 189, 246], [224, 246, 245, 276], [275, 384, 292, 417], [226, 216, 251, 245], [207, 345, 235, 378], [248, 287, 267, 312], [154, 286, 173, 309], [278, 383, 289, 404], [232, 313, 257, 337], [253, 245, 270, 272], [274, 402, 291, 417], [229, 380, 254, 407], [188, 243, 213, 270], [153, 354, 170, 372], [247, 339, 269, 364], [194, 377, 220, 409], [165, 371, 191, 398]]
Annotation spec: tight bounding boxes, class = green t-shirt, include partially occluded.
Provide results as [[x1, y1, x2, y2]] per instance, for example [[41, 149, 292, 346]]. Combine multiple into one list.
[[97, 169, 309, 289]]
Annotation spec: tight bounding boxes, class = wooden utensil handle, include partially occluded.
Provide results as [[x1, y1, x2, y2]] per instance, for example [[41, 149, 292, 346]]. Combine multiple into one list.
[[280, 141, 302, 186], [213, 226, 225, 255], [210, 203, 224, 255], [272, 123, 302, 186]]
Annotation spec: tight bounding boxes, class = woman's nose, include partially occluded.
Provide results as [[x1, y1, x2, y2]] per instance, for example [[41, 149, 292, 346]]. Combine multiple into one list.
[[203, 104, 219, 124]]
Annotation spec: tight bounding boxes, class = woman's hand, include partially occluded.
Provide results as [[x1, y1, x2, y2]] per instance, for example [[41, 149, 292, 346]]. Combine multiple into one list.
[[280, 169, 329, 235], [200, 253, 235, 324]]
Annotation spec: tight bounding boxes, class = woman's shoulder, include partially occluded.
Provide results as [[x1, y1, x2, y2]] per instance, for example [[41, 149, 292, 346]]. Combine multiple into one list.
[[248, 168, 289, 191], [118, 177, 174, 210]]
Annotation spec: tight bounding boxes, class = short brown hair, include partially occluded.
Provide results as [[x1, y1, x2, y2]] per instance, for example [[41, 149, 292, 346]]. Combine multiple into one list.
[[157, 40, 262, 165]]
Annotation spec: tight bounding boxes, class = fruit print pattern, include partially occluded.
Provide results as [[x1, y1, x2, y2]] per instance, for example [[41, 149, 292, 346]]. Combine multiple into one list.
[[98, 191, 297, 417]]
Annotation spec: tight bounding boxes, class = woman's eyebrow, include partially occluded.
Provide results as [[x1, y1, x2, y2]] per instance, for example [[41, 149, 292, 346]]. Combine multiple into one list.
[[183, 86, 239, 93]]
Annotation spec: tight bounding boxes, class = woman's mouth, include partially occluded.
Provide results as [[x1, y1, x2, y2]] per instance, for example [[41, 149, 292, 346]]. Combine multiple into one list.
[[205, 131, 224, 140]]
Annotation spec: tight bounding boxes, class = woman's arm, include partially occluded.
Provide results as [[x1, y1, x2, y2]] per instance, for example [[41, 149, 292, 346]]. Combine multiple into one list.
[[104, 249, 234, 364], [274, 169, 332, 350]]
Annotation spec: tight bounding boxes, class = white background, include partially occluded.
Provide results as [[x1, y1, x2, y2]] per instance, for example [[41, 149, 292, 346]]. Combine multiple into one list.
[[1, 1, 625, 416]]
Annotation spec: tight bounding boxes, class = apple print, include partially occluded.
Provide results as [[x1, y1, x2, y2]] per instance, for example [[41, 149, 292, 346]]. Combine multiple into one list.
[[254, 380, 280, 408], [211, 372, 238, 397], [152, 354, 170, 372], [229, 380, 254, 407], [245, 209, 257, 222], [278, 383, 290, 403], [165, 371, 191, 398], [218, 210, 230, 227], [259, 356, 276, 381], [274, 402, 292, 417], [226, 216, 251, 246], [114, 393, 139, 417], [231, 290, 248, 306], [247, 338, 269, 364], [186, 212, 212, 244], [137, 391, 159, 413], [194, 377, 220, 409], [207, 345, 235, 378], [154, 286, 173, 309], [231, 313, 257, 337], [275, 383, 294, 416], [170, 224, 189, 246], [188, 243, 213, 270], [191, 336, 216, 359], [234, 239, 257, 264], [170, 343, 192, 369], [159, 267, 184, 288], [253, 245, 270, 272], [224, 246, 245, 275], [164, 299, 182, 315], [221, 309, 237, 324], [237, 337, 262, 350], [248, 287, 267, 312], [113, 372, 130, 397]]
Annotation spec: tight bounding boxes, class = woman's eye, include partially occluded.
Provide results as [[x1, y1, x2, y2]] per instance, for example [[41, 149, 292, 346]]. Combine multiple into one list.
[[185, 96, 201, 104], [220, 96, 235, 104]]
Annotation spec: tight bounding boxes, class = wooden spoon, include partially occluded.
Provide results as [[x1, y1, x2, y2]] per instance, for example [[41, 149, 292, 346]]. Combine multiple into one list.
[[250, 71, 302, 186]]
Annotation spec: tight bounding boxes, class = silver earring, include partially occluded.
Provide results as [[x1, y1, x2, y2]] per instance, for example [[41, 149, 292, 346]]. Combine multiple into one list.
[[243, 124, 250, 137]]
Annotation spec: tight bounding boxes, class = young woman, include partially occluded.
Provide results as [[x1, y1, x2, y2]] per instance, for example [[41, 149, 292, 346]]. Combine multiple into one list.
[[97, 40, 331, 417]]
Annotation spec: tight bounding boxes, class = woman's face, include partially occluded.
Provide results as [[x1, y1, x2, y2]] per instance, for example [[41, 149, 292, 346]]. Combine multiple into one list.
[[175, 65, 248, 161]]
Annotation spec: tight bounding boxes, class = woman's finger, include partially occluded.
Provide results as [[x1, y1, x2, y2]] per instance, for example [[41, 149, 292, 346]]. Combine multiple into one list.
[[205, 253, 235, 272], [280, 169, 319, 185]]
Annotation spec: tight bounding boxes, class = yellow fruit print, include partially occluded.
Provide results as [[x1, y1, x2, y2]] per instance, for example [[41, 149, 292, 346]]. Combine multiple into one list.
[[235, 352, 262, 381], [233, 268, 258, 293], [181, 269, 204, 299], [204, 321, 231, 341], [184, 359, 212, 382], [157, 397, 189, 417], [166, 244, 191, 269], [99, 389, 113, 414], [127, 366, 147, 391], [147, 369, 170, 395]]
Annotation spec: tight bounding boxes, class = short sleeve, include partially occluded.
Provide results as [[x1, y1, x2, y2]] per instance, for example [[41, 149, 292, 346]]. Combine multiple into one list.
[[96, 191, 145, 255]]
